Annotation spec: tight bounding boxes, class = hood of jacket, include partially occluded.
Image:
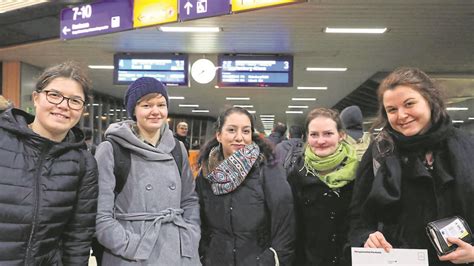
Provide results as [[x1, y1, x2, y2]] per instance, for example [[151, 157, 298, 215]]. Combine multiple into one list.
[[0, 108, 86, 155], [104, 120, 176, 161]]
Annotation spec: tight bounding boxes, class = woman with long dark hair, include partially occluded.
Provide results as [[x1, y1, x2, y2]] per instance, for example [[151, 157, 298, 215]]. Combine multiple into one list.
[[196, 107, 295, 266], [348, 67, 474, 265]]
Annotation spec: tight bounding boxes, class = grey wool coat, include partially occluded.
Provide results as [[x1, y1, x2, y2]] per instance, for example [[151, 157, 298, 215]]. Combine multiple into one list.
[[95, 121, 201, 265]]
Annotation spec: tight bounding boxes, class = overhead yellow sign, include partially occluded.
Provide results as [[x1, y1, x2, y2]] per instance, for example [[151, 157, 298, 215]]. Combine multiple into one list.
[[232, 0, 304, 12], [133, 0, 178, 28]]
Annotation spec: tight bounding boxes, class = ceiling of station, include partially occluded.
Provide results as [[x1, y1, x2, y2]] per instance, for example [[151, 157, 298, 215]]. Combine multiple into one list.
[[0, 0, 473, 131]]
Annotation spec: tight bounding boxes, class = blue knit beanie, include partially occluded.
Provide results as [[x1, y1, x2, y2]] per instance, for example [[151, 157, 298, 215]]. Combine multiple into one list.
[[124, 77, 169, 120]]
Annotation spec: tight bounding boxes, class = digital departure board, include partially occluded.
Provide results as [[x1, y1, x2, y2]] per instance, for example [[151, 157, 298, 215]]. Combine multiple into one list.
[[217, 54, 293, 87], [114, 53, 188, 86]]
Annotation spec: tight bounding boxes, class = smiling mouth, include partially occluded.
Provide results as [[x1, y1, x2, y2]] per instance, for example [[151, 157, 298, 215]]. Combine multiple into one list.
[[51, 112, 69, 119], [399, 120, 415, 128]]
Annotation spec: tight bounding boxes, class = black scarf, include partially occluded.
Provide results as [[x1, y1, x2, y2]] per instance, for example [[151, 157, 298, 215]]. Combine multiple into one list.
[[363, 116, 455, 221]]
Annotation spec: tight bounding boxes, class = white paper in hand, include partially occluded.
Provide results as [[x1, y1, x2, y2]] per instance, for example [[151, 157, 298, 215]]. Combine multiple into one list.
[[351, 247, 428, 266]]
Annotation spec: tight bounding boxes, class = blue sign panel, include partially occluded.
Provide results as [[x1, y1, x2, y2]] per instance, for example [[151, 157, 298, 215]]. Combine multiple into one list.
[[179, 0, 230, 21], [60, 0, 133, 40]]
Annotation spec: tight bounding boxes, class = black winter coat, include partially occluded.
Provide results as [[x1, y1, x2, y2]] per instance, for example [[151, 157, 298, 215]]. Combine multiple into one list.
[[0, 109, 98, 265], [196, 161, 295, 266], [288, 157, 353, 266], [348, 129, 474, 266]]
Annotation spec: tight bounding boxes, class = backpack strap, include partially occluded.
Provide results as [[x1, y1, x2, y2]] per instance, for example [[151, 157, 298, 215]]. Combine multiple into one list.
[[105, 137, 131, 196], [171, 138, 183, 177]]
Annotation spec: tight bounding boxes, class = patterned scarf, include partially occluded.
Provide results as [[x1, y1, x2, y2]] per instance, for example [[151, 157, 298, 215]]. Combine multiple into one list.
[[304, 141, 359, 189], [204, 142, 261, 195]]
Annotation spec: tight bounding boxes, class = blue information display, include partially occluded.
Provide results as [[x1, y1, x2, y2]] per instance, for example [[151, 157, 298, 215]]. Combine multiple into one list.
[[60, 0, 133, 40], [218, 55, 293, 87], [114, 54, 189, 86], [179, 0, 230, 21]]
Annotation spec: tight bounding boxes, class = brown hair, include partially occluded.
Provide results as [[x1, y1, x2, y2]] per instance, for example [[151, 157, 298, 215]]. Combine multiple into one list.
[[35, 61, 92, 101], [372, 67, 447, 131], [305, 108, 344, 133]]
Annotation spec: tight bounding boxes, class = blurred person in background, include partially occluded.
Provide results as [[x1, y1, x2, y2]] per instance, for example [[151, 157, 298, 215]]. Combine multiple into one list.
[[267, 121, 288, 146], [340, 105, 371, 161], [175, 121, 190, 153]]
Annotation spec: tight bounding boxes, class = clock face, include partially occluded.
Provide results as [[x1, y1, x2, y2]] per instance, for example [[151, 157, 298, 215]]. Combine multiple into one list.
[[191, 59, 216, 84]]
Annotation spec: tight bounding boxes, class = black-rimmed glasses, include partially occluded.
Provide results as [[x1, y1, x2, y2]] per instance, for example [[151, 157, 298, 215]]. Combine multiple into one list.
[[40, 90, 85, 110]]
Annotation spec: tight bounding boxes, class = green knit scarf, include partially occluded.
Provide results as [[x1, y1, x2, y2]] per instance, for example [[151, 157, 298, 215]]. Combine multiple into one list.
[[303, 141, 359, 189]]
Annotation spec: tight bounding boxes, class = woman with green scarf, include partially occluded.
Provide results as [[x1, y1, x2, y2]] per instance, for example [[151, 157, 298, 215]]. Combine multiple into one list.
[[288, 108, 359, 266]]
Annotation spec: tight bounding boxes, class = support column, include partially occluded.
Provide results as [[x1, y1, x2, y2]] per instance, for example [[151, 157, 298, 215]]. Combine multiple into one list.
[[2, 61, 21, 107]]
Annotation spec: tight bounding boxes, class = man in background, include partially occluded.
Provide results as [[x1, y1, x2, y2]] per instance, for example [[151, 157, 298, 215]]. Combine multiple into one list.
[[267, 122, 288, 146], [275, 125, 304, 174], [174, 121, 190, 153], [340, 105, 371, 160]]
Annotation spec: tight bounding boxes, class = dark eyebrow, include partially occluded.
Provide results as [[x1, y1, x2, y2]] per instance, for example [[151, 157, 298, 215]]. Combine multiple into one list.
[[48, 89, 84, 100]]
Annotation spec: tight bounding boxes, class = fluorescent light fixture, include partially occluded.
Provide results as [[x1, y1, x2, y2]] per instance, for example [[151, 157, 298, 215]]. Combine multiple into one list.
[[288, 105, 309, 109], [374, 127, 383, 131], [297, 86, 327, 90], [233, 105, 254, 108], [324, 27, 387, 34], [169, 96, 185, 100], [226, 97, 250, 101], [248, 110, 256, 114], [88, 65, 114, 69], [159, 26, 221, 33], [260, 118, 275, 121], [306, 67, 347, 72], [452, 120, 464, 123], [446, 107, 469, 111], [292, 98, 316, 101], [192, 109, 210, 113], [286, 111, 304, 114], [260, 115, 275, 118], [0, 0, 48, 13], [469, 117, 474, 120], [179, 104, 199, 108]]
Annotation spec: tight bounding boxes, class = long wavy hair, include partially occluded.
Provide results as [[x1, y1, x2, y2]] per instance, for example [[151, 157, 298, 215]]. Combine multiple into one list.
[[371, 67, 448, 153], [198, 107, 275, 164]]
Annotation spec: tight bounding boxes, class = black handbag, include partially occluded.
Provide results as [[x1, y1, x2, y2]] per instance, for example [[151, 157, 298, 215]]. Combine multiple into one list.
[[426, 216, 472, 256]]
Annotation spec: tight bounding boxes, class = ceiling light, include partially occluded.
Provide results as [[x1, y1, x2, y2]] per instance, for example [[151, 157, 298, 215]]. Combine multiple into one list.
[[248, 110, 256, 114], [469, 117, 474, 120], [233, 105, 254, 108], [324, 27, 387, 34], [260, 118, 275, 121], [306, 67, 347, 72], [159, 26, 221, 33], [286, 111, 304, 114], [297, 86, 328, 90], [88, 65, 114, 69], [452, 120, 464, 123], [192, 109, 210, 113], [169, 96, 185, 100], [179, 104, 199, 108], [292, 98, 316, 101], [374, 127, 383, 131], [446, 107, 468, 111], [0, 0, 48, 13], [260, 115, 275, 118], [288, 105, 309, 109], [226, 97, 250, 101]]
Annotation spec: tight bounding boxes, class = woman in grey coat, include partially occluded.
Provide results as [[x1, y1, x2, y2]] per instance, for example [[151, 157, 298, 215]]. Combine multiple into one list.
[[95, 77, 201, 265]]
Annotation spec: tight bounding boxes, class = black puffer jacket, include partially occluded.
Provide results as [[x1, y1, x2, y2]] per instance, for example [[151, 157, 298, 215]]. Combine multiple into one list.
[[196, 161, 295, 266], [0, 109, 98, 265]]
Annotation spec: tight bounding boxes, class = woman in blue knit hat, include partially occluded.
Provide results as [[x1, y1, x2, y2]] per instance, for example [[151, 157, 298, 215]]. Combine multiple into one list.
[[95, 77, 201, 265]]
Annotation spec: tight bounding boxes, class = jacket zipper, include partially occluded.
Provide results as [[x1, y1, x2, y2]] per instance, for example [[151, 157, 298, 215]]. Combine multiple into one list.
[[25, 145, 49, 265]]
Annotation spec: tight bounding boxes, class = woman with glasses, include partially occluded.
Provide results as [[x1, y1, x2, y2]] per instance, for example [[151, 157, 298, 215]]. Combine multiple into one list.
[[0, 61, 98, 265]]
